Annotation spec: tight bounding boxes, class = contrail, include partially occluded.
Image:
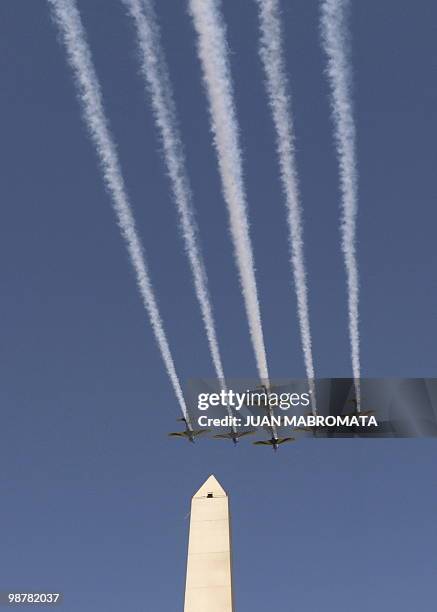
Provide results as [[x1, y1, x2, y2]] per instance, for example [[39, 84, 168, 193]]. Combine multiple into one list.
[[256, 0, 316, 411], [320, 0, 361, 406], [48, 0, 191, 425], [121, 0, 227, 392], [188, 0, 270, 385]]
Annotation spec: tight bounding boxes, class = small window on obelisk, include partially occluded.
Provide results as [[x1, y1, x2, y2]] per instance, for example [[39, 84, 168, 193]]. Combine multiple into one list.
[[207, 492, 213, 498]]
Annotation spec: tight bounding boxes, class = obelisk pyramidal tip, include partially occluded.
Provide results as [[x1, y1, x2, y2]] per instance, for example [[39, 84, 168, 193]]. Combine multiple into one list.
[[184, 475, 234, 611]]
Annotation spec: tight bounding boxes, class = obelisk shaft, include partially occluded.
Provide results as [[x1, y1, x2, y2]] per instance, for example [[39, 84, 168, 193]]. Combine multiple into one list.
[[184, 475, 234, 612]]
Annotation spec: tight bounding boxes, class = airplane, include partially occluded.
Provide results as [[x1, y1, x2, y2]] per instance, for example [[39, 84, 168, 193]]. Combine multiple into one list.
[[213, 429, 256, 445], [253, 435, 295, 451], [246, 384, 292, 450], [168, 417, 211, 444]]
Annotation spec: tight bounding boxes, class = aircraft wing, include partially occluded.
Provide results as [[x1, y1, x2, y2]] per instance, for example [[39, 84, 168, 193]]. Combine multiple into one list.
[[253, 440, 272, 446], [213, 433, 232, 439], [192, 429, 211, 437], [277, 437, 295, 444], [168, 431, 188, 438]]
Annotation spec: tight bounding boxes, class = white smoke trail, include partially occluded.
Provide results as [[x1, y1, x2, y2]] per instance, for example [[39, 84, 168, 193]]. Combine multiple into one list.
[[48, 0, 191, 424], [188, 0, 270, 385], [121, 0, 227, 394], [256, 0, 316, 412], [320, 0, 361, 406]]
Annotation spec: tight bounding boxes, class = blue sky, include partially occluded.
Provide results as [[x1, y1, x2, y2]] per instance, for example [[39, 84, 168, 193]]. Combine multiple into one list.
[[0, 1, 436, 610]]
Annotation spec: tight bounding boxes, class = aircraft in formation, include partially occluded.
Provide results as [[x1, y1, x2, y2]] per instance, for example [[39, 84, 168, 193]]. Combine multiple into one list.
[[168, 420, 257, 446], [168, 386, 375, 449], [168, 410, 277, 450]]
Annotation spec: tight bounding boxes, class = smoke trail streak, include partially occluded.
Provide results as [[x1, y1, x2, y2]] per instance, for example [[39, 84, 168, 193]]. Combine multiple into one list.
[[48, 0, 190, 424], [256, 0, 316, 411], [122, 0, 228, 397], [188, 0, 270, 385], [321, 0, 361, 406]]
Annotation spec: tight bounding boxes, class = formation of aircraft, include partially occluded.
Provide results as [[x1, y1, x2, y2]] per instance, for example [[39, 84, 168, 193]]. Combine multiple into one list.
[[167, 387, 375, 449], [168, 421, 259, 446], [168, 382, 292, 450], [168, 417, 211, 444]]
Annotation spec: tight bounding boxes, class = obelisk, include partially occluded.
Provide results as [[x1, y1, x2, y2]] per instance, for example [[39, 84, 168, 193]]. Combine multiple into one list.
[[184, 475, 234, 612]]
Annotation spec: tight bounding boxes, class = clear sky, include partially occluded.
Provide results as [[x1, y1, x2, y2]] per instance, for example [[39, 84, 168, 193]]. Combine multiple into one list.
[[0, 1, 436, 610]]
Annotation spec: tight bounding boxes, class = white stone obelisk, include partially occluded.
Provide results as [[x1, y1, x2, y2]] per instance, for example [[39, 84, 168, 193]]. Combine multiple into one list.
[[184, 475, 234, 612]]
